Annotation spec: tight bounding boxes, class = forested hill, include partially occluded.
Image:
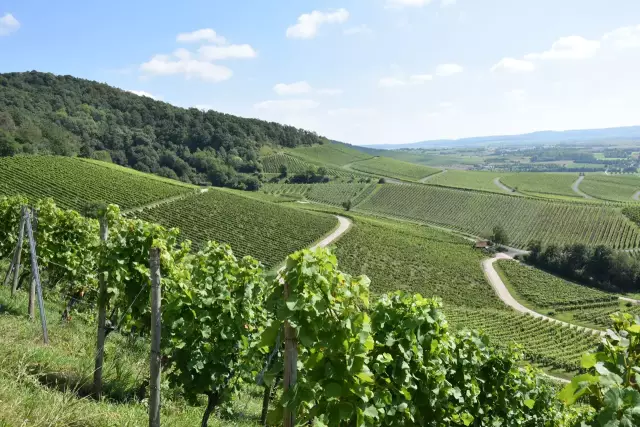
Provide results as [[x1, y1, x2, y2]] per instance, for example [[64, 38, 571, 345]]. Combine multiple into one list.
[[0, 71, 328, 189]]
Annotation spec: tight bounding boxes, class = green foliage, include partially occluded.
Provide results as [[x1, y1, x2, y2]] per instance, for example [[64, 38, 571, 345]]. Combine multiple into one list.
[[0, 71, 328, 188], [0, 156, 196, 211], [350, 157, 441, 181], [163, 242, 268, 421], [490, 224, 508, 245], [357, 184, 640, 249], [560, 312, 640, 425], [138, 189, 338, 269]]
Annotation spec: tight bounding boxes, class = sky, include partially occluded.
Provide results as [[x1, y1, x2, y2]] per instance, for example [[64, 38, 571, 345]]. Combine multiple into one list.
[[1, 1, 640, 146]]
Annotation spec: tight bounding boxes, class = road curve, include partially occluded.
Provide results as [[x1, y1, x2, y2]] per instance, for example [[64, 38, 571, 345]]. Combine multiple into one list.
[[482, 254, 604, 336], [633, 190, 640, 201], [571, 176, 593, 199], [419, 169, 447, 183], [493, 177, 517, 194], [312, 215, 352, 249]]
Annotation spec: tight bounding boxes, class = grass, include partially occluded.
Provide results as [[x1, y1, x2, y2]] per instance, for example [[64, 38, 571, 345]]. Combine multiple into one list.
[[349, 157, 441, 181], [0, 285, 261, 426], [356, 184, 640, 249], [0, 156, 196, 211], [136, 188, 339, 269], [500, 172, 581, 198], [580, 174, 640, 202]]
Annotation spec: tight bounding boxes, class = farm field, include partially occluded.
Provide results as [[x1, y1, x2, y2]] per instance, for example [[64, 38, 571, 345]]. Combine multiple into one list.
[[261, 153, 369, 179], [425, 170, 509, 193], [262, 183, 376, 206], [356, 184, 640, 249], [137, 188, 338, 268], [333, 216, 599, 371], [580, 174, 640, 202], [0, 156, 196, 211], [500, 173, 580, 198], [287, 141, 372, 166], [348, 157, 441, 181]]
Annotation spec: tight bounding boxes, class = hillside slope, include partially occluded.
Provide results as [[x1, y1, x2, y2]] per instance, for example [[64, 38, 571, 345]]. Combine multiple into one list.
[[0, 71, 327, 189]]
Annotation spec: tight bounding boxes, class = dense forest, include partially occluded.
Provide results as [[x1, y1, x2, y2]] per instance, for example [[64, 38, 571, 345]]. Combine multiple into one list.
[[0, 71, 328, 189]]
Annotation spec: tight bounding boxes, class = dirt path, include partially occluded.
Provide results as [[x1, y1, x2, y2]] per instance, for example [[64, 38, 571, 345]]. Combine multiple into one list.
[[311, 215, 352, 249], [419, 169, 447, 183], [571, 176, 593, 199], [633, 190, 640, 201], [482, 253, 604, 336], [493, 177, 517, 194]]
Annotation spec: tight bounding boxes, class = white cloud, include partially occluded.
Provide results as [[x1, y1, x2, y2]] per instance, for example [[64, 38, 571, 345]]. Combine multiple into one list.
[[525, 36, 600, 60], [603, 25, 640, 50], [491, 57, 535, 73], [328, 108, 376, 117], [505, 89, 527, 102], [140, 53, 233, 82], [198, 44, 257, 60], [387, 0, 432, 7], [274, 81, 313, 96], [317, 88, 343, 96], [176, 28, 226, 44], [254, 99, 319, 111], [378, 77, 407, 88], [286, 9, 349, 39], [344, 24, 373, 36], [128, 90, 161, 100], [441, 0, 457, 7], [0, 13, 20, 36], [409, 74, 433, 83], [435, 63, 464, 76]]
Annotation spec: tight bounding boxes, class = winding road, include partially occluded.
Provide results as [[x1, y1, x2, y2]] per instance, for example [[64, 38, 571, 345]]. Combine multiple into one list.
[[571, 176, 593, 199], [312, 215, 352, 249], [482, 253, 604, 336], [493, 177, 517, 194], [419, 169, 447, 183]]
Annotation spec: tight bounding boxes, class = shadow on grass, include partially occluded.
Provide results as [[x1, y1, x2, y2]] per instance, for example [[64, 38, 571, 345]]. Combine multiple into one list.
[[27, 364, 147, 403]]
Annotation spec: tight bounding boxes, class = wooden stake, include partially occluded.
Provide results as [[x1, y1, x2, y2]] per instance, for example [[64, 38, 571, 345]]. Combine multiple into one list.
[[28, 208, 38, 320], [149, 247, 162, 427], [25, 209, 48, 344], [283, 280, 297, 427], [93, 217, 109, 399], [11, 207, 26, 297]]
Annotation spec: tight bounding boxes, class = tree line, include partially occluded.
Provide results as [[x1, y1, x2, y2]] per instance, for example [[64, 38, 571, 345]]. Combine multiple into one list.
[[0, 71, 329, 190]]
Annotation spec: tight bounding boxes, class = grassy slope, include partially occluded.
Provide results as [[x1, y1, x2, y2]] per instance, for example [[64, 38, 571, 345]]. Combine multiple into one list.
[[287, 141, 372, 166], [0, 156, 196, 211], [500, 172, 580, 198], [349, 157, 441, 181], [426, 170, 509, 193], [136, 188, 338, 269], [356, 184, 640, 249], [0, 286, 259, 427]]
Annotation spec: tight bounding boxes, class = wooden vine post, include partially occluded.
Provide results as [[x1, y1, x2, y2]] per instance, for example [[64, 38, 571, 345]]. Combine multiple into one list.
[[283, 279, 297, 427], [28, 208, 38, 320], [93, 216, 109, 399], [24, 208, 48, 344], [149, 247, 162, 427], [11, 206, 27, 296]]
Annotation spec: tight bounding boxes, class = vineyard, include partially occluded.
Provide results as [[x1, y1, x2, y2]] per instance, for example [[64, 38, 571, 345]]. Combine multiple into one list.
[[426, 170, 509, 193], [446, 307, 601, 372], [356, 184, 640, 248], [0, 156, 196, 211], [349, 157, 441, 181], [137, 189, 338, 268], [261, 183, 376, 206], [580, 174, 640, 202], [261, 153, 369, 180], [496, 260, 618, 309], [500, 173, 580, 199], [287, 141, 372, 166]]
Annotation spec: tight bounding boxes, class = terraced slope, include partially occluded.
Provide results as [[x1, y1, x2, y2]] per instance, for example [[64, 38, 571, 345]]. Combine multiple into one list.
[[581, 174, 640, 202], [0, 155, 196, 211], [349, 157, 441, 181], [356, 184, 640, 249], [137, 188, 338, 268], [262, 183, 376, 206], [288, 142, 372, 166], [500, 173, 580, 198], [261, 153, 369, 179], [426, 170, 508, 193]]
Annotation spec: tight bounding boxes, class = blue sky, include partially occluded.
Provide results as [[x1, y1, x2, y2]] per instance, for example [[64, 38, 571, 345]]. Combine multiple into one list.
[[1, 0, 640, 145]]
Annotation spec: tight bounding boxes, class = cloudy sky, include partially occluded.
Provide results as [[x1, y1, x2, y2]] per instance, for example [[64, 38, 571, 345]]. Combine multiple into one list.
[[1, 0, 640, 145]]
